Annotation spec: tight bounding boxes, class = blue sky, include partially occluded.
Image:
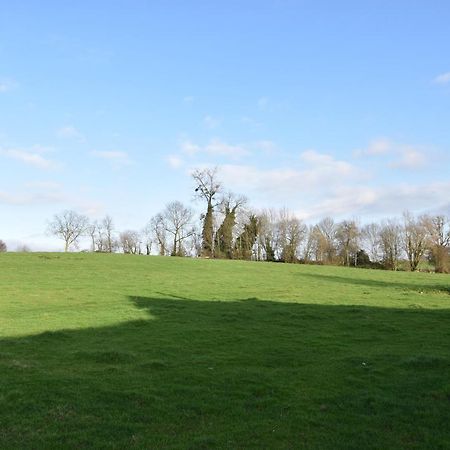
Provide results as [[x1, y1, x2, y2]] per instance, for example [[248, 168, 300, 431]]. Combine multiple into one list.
[[1, 1, 449, 250]]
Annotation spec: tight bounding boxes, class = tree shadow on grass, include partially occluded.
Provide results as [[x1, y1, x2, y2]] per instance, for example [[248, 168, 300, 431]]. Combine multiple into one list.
[[298, 272, 450, 295], [1, 296, 450, 449]]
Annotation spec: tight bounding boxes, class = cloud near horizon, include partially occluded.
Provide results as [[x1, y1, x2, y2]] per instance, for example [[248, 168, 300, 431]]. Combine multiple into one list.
[[0, 147, 62, 170]]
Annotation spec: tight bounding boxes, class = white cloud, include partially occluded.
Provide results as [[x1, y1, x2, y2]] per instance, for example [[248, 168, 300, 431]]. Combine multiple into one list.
[[180, 140, 201, 156], [433, 72, 450, 84], [203, 115, 221, 129], [166, 155, 184, 169], [183, 96, 194, 103], [302, 182, 450, 220], [390, 146, 426, 169], [300, 149, 357, 177], [91, 150, 133, 168], [180, 138, 248, 159], [241, 116, 261, 128], [0, 147, 61, 170], [24, 181, 62, 190], [0, 189, 65, 206], [57, 125, 85, 142], [354, 138, 427, 170]]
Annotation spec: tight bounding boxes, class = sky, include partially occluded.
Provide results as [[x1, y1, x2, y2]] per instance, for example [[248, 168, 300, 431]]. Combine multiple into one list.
[[1, 0, 449, 250]]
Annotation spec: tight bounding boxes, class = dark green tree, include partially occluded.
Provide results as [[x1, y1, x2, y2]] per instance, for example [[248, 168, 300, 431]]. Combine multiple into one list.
[[192, 168, 221, 258], [235, 215, 259, 260], [215, 194, 246, 259]]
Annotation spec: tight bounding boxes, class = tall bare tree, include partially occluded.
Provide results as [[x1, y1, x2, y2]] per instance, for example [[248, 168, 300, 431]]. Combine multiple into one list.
[[149, 213, 168, 256], [379, 219, 402, 270], [312, 217, 337, 263], [163, 201, 195, 256], [361, 223, 381, 263], [48, 210, 89, 252], [422, 215, 450, 273], [336, 219, 360, 266], [277, 209, 307, 263], [192, 167, 221, 257], [403, 211, 429, 271]]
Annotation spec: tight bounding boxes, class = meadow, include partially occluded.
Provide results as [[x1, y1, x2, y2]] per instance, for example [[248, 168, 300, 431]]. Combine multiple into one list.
[[1, 253, 449, 449]]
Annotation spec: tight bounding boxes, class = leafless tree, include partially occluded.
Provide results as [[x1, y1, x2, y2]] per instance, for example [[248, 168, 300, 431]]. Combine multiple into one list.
[[47, 210, 89, 252], [119, 230, 141, 254], [101, 215, 115, 252], [16, 244, 31, 252], [379, 219, 402, 270], [403, 211, 429, 271], [149, 213, 168, 256], [312, 217, 337, 263], [0, 240, 7, 252], [422, 215, 450, 273], [163, 201, 195, 256], [87, 221, 98, 252], [361, 223, 381, 263], [256, 209, 278, 261], [336, 219, 360, 266], [277, 209, 307, 263]]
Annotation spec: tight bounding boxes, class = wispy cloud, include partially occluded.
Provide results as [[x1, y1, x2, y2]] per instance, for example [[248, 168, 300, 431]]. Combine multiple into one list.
[[0, 147, 61, 170], [0, 78, 18, 93], [354, 138, 427, 170], [433, 72, 450, 84], [257, 97, 269, 110], [203, 115, 221, 129], [57, 125, 85, 142], [180, 138, 249, 159], [0, 187, 64, 205], [91, 150, 133, 168], [183, 96, 194, 103], [241, 116, 262, 128], [166, 155, 184, 169], [389, 146, 426, 169]]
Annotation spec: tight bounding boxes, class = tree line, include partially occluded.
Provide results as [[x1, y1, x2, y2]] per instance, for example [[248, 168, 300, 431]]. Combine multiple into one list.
[[4, 167, 447, 273]]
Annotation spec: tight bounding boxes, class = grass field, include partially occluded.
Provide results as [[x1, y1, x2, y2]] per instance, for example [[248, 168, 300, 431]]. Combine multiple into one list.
[[1, 253, 450, 449]]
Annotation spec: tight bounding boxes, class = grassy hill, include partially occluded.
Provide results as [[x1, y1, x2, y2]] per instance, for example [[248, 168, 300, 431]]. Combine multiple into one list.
[[1, 253, 449, 449]]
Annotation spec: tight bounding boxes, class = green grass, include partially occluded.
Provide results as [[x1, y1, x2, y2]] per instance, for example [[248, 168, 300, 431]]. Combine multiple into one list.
[[1, 253, 450, 449]]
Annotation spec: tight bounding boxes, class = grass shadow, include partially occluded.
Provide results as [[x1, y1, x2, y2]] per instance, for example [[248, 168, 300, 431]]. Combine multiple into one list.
[[1, 296, 450, 449], [299, 271, 450, 295]]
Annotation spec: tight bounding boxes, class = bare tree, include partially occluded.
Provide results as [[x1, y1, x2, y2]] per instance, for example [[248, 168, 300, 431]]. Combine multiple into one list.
[[336, 219, 360, 266], [379, 219, 402, 270], [101, 215, 115, 253], [361, 223, 381, 263], [16, 244, 31, 252], [277, 209, 307, 263], [149, 213, 168, 256], [162, 201, 195, 256], [119, 230, 141, 254], [312, 217, 337, 263], [87, 221, 98, 252], [48, 210, 89, 252], [0, 240, 6, 252], [422, 215, 450, 273], [192, 167, 222, 257], [257, 209, 278, 261], [403, 211, 429, 271]]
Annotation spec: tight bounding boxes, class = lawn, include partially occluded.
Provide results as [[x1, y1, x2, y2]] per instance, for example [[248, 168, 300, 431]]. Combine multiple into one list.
[[1, 253, 449, 449]]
